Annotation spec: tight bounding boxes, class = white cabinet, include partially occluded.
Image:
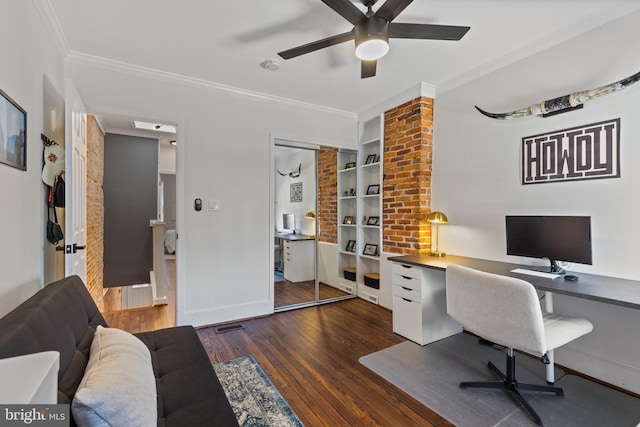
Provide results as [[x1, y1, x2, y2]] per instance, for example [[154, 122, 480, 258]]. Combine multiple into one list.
[[283, 239, 314, 283], [391, 262, 462, 345]]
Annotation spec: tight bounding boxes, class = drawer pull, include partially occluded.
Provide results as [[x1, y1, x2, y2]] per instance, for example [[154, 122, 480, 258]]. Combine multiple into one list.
[[401, 264, 411, 269], [401, 286, 411, 291], [401, 275, 412, 280], [401, 297, 412, 302]]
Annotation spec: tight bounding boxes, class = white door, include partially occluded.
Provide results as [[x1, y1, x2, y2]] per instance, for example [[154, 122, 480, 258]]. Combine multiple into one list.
[[64, 80, 87, 283]]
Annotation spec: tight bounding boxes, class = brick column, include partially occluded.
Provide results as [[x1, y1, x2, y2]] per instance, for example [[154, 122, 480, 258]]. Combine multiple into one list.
[[86, 115, 105, 310], [383, 97, 434, 254], [317, 146, 338, 244]]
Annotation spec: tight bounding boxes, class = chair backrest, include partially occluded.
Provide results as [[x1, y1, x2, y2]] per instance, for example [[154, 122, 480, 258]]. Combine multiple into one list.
[[446, 264, 547, 356]]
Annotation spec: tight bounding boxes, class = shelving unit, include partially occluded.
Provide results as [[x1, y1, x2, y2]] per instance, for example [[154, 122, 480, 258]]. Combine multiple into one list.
[[356, 115, 383, 304], [337, 149, 358, 295], [335, 115, 384, 302]]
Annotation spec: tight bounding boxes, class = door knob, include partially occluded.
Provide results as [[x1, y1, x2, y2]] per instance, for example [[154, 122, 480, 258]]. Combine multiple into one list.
[[73, 243, 86, 253]]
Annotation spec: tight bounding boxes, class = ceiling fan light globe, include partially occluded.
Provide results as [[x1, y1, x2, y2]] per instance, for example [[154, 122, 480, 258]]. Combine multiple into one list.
[[355, 38, 389, 60]]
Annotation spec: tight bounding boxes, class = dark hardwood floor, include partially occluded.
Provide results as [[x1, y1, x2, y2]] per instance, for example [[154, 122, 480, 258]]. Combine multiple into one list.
[[274, 278, 351, 307], [198, 299, 453, 427], [103, 258, 176, 333], [104, 261, 451, 425]]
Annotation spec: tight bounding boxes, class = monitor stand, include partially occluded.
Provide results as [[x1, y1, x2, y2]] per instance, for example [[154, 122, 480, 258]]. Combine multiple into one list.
[[527, 259, 565, 274]]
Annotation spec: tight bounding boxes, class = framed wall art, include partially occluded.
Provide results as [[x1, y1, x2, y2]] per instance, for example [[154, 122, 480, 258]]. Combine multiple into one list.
[[0, 88, 27, 171], [290, 182, 302, 202]]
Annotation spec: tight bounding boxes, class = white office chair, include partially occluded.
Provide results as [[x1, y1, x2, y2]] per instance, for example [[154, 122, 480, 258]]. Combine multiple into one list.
[[445, 264, 593, 426]]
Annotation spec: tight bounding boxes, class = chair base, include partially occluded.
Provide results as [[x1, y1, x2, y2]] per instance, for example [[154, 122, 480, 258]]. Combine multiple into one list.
[[460, 352, 563, 426]]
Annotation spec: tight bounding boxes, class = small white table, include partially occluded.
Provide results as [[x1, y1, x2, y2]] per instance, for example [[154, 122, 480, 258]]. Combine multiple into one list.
[[0, 351, 60, 404]]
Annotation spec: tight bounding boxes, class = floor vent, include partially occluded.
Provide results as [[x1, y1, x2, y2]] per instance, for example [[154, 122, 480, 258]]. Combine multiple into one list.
[[214, 323, 245, 334], [360, 290, 379, 305]]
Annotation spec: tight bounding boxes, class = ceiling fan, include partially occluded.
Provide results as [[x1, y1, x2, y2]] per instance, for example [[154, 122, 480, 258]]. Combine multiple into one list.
[[278, 0, 470, 78]]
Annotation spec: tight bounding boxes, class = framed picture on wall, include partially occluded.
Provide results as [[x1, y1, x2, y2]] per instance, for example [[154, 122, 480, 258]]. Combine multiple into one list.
[[290, 182, 302, 202], [0, 88, 27, 171]]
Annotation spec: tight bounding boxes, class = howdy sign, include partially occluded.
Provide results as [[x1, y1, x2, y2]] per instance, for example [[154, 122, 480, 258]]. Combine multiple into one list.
[[521, 118, 620, 185]]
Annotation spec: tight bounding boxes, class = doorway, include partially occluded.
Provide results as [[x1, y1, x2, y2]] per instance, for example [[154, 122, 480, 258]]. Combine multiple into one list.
[[94, 114, 178, 330]]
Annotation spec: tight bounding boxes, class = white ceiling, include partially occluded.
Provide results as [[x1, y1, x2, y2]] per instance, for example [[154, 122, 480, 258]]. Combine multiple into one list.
[[44, 0, 640, 123]]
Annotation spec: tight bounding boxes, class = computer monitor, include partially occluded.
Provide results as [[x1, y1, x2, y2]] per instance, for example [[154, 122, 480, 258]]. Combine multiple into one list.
[[505, 215, 592, 273], [282, 213, 295, 234]]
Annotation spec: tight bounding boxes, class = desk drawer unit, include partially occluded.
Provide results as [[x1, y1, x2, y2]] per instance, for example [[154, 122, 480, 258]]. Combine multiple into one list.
[[283, 239, 314, 283], [392, 262, 462, 345]]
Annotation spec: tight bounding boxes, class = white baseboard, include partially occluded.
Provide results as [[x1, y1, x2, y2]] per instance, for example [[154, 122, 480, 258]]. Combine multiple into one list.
[[556, 345, 640, 395]]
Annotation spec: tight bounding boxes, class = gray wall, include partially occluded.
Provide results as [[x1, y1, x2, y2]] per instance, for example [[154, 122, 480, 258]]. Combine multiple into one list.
[[103, 133, 158, 287]]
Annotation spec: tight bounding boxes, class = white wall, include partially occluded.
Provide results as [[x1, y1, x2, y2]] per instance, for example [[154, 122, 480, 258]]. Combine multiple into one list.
[[0, 1, 65, 317], [433, 11, 640, 392], [274, 146, 316, 234], [64, 61, 357, 326]]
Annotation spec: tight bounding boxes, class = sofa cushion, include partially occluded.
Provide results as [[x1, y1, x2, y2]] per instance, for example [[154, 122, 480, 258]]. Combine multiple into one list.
[[72, 326, 157, 427], [135, 326, 239, 427], [0, 275, 107, 404]]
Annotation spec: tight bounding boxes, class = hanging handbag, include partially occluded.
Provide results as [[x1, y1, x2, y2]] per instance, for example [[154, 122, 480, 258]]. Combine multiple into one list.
[[53, 174, 65, 207], [47, 204, 64, 245]]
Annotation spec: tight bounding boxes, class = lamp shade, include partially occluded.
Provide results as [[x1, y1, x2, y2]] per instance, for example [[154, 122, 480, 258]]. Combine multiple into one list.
[[354, 16, 389, 61], [355, 38, 389, 60], [305, 211, 316, 219], [427, 211, 448, 224]]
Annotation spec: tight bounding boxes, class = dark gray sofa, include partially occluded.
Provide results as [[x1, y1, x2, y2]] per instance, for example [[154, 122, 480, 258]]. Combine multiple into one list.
[[0, 275, 239, 427]]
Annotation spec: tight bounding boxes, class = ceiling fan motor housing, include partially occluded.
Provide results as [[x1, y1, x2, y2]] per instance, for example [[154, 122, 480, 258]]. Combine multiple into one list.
[[355, 16, 390, 60]]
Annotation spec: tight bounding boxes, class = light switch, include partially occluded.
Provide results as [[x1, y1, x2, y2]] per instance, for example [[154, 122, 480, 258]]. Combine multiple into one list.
[[209, 199, 221, 211]]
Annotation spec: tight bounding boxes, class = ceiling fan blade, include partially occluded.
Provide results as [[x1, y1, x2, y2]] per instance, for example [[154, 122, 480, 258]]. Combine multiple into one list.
[[361, 60, 377, 79], [389, 23, 470, 40], [374, 0, 414, 22], [278, 31, 354, 59], [321, 0, 366, 25]]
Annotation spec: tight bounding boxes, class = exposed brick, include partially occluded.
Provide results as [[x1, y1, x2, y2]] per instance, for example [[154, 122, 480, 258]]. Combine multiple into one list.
[[86, 115, 105, 311], [317, 146, 338, 244], [383, 97, 434, 254]]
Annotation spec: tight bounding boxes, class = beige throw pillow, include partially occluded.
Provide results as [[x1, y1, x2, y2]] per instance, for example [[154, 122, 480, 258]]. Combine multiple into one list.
[[72, 326, 157, 427]]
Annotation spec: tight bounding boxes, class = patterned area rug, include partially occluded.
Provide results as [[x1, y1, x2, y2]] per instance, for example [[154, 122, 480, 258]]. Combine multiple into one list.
[[214, 355, 304, 427]]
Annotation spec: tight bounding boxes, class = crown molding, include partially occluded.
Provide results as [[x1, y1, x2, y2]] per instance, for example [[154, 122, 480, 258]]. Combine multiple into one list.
[[66, 51, 356, 120], [33, 0, 70, 56]]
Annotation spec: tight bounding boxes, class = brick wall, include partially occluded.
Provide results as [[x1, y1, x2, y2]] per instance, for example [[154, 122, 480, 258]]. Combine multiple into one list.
[[317, 145, 338, 244], [383, 97, 434, 254], [86, 115, 105, 311]]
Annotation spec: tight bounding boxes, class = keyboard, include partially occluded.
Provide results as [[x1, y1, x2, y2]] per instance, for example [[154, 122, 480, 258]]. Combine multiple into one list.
[[510, 268, 561, 280]]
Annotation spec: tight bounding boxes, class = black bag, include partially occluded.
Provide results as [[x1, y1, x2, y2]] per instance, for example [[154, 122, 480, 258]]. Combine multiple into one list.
[[47, 206, 64, 245], [53, 175, 65, 207]]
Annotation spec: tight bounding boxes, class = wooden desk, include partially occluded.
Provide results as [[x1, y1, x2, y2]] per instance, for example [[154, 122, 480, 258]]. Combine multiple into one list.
[[388, 253, 640, 382]]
